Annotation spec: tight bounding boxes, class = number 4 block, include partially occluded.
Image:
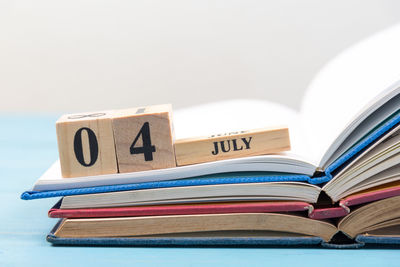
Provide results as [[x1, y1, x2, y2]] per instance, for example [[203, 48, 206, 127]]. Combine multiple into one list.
[[56, 111, 118, 178], [112, 104, 176, 173]]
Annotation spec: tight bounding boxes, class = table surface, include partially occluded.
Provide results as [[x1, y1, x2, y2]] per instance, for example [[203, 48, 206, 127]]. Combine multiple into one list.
[[2, 115, 400, 267]]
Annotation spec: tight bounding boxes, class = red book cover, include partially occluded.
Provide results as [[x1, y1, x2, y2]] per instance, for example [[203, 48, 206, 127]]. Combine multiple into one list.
[[49, 201, 311, 218], [310, 183, 400, 220], [340, 183, 400, 207]]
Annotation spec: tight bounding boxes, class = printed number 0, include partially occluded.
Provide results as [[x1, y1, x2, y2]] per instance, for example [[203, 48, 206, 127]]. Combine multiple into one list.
[[130, 122, 156, 161], [74, 127, 99, 167]]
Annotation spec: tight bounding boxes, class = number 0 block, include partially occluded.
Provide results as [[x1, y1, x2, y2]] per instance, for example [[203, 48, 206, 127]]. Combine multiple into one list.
[[112, 104, 176, 173], [56, 111, 118, 178]]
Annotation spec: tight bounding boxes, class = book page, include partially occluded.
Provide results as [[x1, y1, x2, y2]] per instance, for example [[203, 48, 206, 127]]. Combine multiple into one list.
[[300, 26, 400, 167], [332, 123, 400, 181], [33, 153, 317, 191]]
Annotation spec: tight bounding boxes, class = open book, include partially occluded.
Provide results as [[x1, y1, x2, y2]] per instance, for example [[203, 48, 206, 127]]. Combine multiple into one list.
[[22, 78, 400, 206]]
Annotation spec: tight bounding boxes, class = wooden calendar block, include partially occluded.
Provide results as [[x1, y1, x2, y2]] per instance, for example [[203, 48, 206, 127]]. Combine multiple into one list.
[[112, 104, 176, 173], [174, 127, 290, 166], [56, 111, 118, 178]]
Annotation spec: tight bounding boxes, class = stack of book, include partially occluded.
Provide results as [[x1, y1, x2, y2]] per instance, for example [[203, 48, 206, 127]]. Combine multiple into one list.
[[22, 81, 400, 248]]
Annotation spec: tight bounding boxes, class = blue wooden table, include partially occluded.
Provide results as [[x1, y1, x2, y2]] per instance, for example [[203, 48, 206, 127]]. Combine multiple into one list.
[[1, 115, 400, 266]]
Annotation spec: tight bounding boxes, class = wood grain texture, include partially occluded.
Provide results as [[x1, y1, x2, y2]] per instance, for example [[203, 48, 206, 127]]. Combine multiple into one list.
[[112, 104, 176, 173], [174, 127, 290, 166], [56, 111, 118, 178]]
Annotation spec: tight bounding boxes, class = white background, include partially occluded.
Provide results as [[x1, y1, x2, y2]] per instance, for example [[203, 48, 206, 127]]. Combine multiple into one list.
[[1, 0, 400, 112]]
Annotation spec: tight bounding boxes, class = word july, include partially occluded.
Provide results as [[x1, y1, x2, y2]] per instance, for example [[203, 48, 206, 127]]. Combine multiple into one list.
[[175, 127, 290, 166], [211, 137, 252, 155]]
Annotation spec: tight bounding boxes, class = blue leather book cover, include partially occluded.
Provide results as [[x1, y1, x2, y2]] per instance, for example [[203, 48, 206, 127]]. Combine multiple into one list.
[[324, 110, 400, 179], [356, 234, 400, 245], [46, 234, 324, 247], [21, 173, 312, 200]]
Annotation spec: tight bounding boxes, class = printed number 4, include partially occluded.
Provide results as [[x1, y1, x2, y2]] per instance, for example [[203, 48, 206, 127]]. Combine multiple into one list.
[[130, 122, 156, 161]]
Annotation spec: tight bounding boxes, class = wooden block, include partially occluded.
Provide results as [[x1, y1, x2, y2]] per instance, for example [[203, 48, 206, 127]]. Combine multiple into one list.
[[56, 111, 118, 178], [174, 127, 290, 166], [112, 104, 176, 173]]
